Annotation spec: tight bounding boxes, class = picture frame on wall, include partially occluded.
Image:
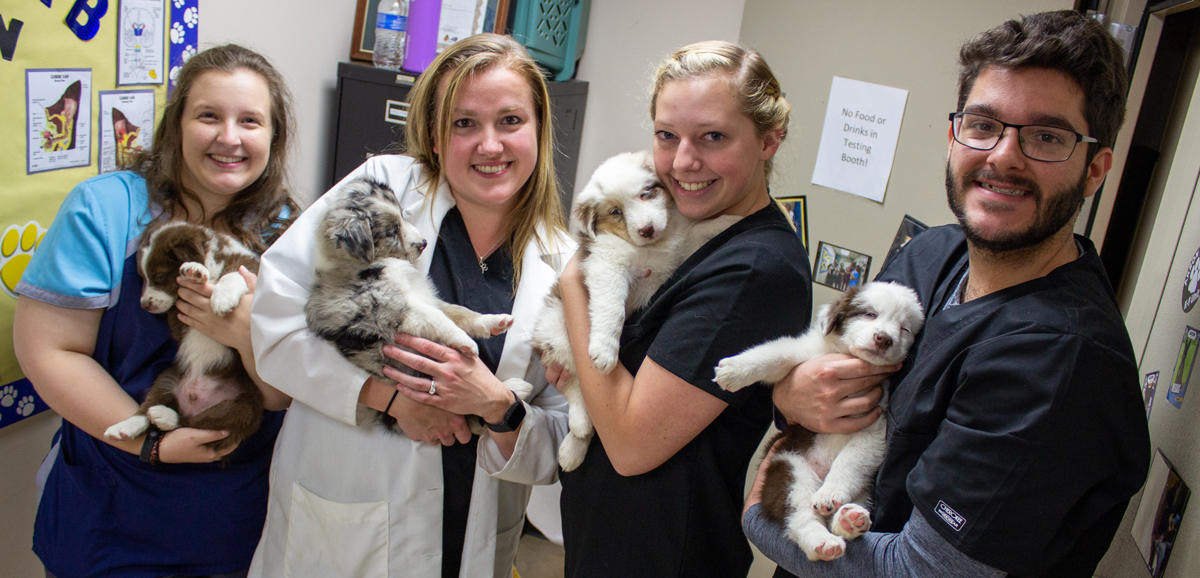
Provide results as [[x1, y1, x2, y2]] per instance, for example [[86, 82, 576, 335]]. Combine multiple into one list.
[[813, 241, 872, 292], [351, 0, 511, 63], [775, 195, 808, 253]]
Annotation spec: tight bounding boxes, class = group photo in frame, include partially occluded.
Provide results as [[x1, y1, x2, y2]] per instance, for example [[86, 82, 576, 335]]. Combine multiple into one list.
[[813, 241, 872, 292]]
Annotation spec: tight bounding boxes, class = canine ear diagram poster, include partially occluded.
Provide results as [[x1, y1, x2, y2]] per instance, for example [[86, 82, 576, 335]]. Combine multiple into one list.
[[26, 69, 92, 174], [99, 90, 155, 173]]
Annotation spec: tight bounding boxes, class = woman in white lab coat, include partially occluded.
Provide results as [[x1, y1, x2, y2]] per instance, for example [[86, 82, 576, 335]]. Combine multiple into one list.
[[247, 34, 571, 578]]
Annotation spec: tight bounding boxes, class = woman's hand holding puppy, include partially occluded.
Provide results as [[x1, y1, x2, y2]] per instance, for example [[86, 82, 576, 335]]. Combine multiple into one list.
[[772, 353, 896, 434], [175, 266, 292, 410], [360, 375, 472, 446], [157, 428, 239, 463], [175, 266, 256, 353]]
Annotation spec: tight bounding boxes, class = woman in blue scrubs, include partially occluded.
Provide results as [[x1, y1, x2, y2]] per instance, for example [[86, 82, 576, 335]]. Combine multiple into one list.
[[13, 45, 297, 578]]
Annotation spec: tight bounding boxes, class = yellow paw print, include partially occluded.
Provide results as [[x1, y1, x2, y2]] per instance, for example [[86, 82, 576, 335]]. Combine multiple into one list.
[[1, 222, 47, 298]]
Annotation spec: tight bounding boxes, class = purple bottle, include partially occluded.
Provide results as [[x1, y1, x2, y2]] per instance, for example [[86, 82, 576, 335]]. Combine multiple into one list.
[[402, 0, 442, 74]]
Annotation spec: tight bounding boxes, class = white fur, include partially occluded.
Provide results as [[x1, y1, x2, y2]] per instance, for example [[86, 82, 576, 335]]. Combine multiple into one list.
[[104, 414, 150, 441], [532, 151, 738, 471], [714, 282, 924, 561]]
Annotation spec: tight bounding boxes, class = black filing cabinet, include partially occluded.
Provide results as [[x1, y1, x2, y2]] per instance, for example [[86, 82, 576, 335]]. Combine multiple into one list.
[[330, 61, 588, 211]]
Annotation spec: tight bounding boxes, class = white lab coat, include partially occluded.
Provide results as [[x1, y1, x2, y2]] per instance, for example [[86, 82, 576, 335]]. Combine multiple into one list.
[[248, 155, 572, 578]]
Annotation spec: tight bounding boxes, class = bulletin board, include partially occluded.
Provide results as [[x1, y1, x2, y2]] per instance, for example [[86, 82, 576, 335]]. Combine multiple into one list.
[[0, 1, 194, 429]]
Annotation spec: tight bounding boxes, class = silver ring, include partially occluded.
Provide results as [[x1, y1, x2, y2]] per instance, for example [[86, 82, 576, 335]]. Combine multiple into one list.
[[428, 379, 437, 395]]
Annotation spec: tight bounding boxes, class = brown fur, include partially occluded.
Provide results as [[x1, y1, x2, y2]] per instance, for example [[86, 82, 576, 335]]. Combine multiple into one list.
[[139, 222, 264, 452], [761, 424, 818, 524]]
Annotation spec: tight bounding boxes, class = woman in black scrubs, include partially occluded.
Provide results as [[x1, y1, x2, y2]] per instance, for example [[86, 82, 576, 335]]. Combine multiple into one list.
[[553, 41, 812, 577]]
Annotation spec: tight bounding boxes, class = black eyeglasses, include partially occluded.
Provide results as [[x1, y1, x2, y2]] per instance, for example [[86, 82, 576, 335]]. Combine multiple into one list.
[[948, 112, 1098, 162]]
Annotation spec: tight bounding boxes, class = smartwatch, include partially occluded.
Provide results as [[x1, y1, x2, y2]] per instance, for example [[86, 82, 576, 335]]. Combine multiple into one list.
[[485, 390, 526, 433]]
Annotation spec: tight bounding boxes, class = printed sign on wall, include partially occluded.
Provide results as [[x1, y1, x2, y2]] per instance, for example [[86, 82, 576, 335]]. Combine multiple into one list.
[[811, 76, 908, 203]]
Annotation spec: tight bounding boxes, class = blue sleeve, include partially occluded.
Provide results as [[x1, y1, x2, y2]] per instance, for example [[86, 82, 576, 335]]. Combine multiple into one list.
[[17, 173, 148, 309], [743, 504, 1006, 577]]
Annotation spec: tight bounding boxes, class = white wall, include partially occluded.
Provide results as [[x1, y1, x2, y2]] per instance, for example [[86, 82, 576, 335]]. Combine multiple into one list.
[[199, 0, 360, 203], [571, 0, 748, 190]]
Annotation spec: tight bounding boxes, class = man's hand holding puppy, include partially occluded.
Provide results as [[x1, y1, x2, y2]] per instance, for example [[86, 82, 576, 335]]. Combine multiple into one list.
[[772, 353, 894, 434]]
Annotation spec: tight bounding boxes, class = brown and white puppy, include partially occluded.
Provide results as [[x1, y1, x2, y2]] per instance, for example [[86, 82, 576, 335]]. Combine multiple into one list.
[[304, 178, 529, 434], [532, 151, 738, 471], [715, 282, 924, 561], [105, 221, 263, 453]]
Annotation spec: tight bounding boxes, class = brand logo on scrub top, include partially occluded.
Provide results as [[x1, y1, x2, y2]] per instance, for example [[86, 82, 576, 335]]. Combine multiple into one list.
[[935, 500, 966, 531]]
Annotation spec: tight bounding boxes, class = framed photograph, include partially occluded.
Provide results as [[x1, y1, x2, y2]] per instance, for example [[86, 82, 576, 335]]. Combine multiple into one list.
[[813, 241, 872, 292], [884, 214, 928, 266], [1131, 449, 1190, 578], [775, 195, 808, 253], [351, 0, 511, 63]]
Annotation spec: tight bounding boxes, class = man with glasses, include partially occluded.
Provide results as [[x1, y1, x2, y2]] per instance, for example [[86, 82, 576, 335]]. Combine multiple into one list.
[[747, 11, 1151, 577]]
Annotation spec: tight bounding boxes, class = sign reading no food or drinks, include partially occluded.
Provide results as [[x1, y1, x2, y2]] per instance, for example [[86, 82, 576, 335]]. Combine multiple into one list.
[[812, 76, 908, 203]]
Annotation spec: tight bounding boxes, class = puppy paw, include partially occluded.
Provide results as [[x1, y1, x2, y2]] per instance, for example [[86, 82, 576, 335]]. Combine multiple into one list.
[[831, 503, 872, 540], [104, 414, 150, 441], [466, 416, 486, 436], [811, 485, 853, 517], [799, 534, 846, 562], [209, 288, 243, 316], [209, 273, 250, 316], [713, 355, 759, 392], [178, 262, 209, 283], [503, 378, 534, 401], [480, 314, 514, 336], [588, 339, 620, 374], [558, 434, 589, 471], [147, 405, 180, 431], [567, 402, 593, 438]]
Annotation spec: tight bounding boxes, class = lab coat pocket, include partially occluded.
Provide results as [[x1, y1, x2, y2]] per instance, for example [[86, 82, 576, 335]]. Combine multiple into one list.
[[284, 482, 389, 578]]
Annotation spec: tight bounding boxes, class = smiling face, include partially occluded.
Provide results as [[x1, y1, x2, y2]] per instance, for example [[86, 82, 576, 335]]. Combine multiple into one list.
[[434, 66, 538, 217], [179, 68, 273, 217], [946, 66, 1112, 254], [652, 74, 779, 220]]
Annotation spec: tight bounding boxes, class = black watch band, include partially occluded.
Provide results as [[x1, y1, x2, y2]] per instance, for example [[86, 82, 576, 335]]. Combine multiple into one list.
[[140, 428, 163, 463], [485, 390, 526, 433]]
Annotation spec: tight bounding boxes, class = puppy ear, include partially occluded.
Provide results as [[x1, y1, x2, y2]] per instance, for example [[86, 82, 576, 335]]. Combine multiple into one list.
[[328, 208, 375, 263], [823, 287, 860, 336], [571, 198, 599, 240]]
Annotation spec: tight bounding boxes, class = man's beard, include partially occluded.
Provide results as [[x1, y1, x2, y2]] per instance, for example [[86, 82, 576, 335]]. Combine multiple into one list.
[[945, 162, 1086, 254]]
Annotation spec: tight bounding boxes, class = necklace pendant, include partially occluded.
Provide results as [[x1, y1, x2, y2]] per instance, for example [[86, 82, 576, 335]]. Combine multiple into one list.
[[479, 259, 488, 273]]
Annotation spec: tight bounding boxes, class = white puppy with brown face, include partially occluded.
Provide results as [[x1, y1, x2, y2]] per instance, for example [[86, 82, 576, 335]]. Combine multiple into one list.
[[533, 151, 737, 470], [715, 282, 924, 561]]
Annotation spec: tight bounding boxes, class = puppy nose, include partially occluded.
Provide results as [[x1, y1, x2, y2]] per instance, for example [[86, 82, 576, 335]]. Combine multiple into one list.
[[638, 224, 656, 239], [874, 333, 893, 350], [415, 239, 428, 252], [140, 299, 152, 311]]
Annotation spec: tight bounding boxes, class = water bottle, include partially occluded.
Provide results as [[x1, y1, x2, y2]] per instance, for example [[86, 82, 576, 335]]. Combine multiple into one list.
[[373, 0, 408, 71]]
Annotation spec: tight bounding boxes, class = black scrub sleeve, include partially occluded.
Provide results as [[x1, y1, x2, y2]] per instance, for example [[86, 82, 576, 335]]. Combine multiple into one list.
[[904, 333, 1150, 576]]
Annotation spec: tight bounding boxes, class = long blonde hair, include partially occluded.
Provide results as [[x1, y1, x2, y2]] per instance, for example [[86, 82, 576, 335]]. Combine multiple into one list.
[[403, 33, 566, 287], [650, 41, 790, 186]]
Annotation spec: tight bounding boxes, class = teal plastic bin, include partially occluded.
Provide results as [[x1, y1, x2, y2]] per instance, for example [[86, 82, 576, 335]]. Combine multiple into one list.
[[510, 0, 591, 81]]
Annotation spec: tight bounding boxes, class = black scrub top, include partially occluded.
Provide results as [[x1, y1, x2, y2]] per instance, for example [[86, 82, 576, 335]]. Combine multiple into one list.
[[427, 207, 514, 578], [560, 205, 812, 577], [869, 225, 1150, 577]]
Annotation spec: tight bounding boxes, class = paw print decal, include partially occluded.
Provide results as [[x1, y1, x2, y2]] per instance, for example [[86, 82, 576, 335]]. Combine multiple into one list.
[[17, 395, 36, 417], [0, 385, 15, 408], [1, 222, 47, 299]]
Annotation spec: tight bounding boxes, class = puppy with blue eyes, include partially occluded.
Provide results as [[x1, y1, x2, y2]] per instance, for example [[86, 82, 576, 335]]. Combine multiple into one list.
[[715, 281, 924, 561]]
